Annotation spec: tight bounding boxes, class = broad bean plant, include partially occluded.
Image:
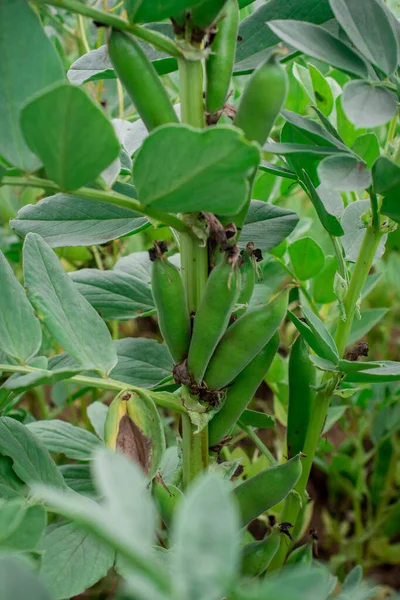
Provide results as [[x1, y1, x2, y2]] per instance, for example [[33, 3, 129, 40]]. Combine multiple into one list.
[[0, 0, 400, 598]]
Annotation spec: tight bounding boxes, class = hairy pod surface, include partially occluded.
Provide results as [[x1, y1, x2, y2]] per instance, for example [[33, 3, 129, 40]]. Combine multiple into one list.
[[241, 528, 281, 576], [208, 332, 279, 447], [287, 335, 316, 457], [233, 454, 302, 526], [205, 0, 239, 114], [188, 258, 241, 384], [204, 289, 288, 391], [233, 55, 288, 146], [108, 29, 178, 131], [151, 255, 191, 364], [104, 390, 165, 479]]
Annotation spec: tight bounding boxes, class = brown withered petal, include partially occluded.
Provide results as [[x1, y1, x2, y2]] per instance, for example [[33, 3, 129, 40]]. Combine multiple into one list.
[[116, 414, 152, 474]]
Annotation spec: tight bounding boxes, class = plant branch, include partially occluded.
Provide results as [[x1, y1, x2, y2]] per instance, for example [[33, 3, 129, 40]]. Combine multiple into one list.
[[239, 422, 278, 466], [1, 176, 191, 234], [33, 0, 183, 57], [0, 364, 186, 413]]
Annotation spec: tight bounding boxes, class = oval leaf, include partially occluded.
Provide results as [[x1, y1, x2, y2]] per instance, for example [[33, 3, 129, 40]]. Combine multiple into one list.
[[239, 200, 299, 252], [342, 81, 397, 128], [288, 237, 325, 280], [318, 155, 372, 191], [341, 200, 387, 263], [133, 124, 260, 215], [21, 83, 120, 191], [23, 233, 117, 375]]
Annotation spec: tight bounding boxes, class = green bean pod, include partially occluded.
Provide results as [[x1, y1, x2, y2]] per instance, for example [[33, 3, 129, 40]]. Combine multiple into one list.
[[151, 254, 191, 364], [108, 29, 178, 131], [209, 332, 279, 447], [234, 454, 303, 526], [188, 258, 241, 384], [286, 541, 313, 566], [241, 529, 281, 576], [286, 335, 316, 458], [234, 246, 256, 318], [191, 0, 229, 30], [205, 0, 239, 114], [104, 389, 165, 480], [152, 481, 184, 528], [204, 289, 288, 391], [233, 55, 288, 146]]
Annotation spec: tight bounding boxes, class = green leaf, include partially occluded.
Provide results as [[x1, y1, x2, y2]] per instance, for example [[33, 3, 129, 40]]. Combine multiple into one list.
[[263, 143, 344, 157], [316, 184, 344, 217], [235, 0, 334, 71], [171, 474, 240, 600], [27, 420, 101, 461], [2, 504, 46, 550], [23, 233, 117, 375], [39, 523, 114, 600], [342, 81, 398, 128], [0, 251, 42, 363], [373, 157, 400, 223], [323, 406, 347, 434], [348, 308, 388, 345], [133, 124, 260, 215], [110, 338, 173, 388], [309, 63, 334, 116], [0, 0, 65, 171], [239, 200, 299, 252], [68, 38, 177, 85], [336, 95, 366, 147], [0, 417, 66, 489], [312, 255, 338, 304], [0, 498, 26, 542], [0, 556, 53, 600], [300, 292, 339, 364], [11, 194, 149, 248], [330, 0, 398, 75], [268, 20, 368, 78], [87, 402, 108, 441], [281, 109, 346, 150], [21, 83, 120, 191], [71, 267, 155, 321], [301, 170, 344, 236], [372, 156, 400, 195], [288, 237, 325, 281], [239, 410, 274, 429], [344, 362, 400, 383], [318, 155, 372, 191], [351, 133, 380, 169], [341, 200, 387, 262], [59, 464, 96, 497]]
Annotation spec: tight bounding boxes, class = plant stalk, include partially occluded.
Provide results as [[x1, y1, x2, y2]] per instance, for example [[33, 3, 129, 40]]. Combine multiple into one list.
[[272, 223, 383, 568], [178, 52, 208, 485], [1, 176, 191, 234]]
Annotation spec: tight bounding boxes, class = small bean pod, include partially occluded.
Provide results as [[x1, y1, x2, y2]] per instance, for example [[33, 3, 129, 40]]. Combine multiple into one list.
[[208, 332, 279, 447], [286, 540, 313, 566], [205, 0, 239, 114], [234, 453, 303, 526], [104, 389, 165, 479], [191, 0, 229, 31], [188, 256, 241, 384], [108, 29, 178, 131], [234, 244, 257, 318], [233, 54, 288, 146], [286, 335, 316, 458], [151, 250, 191, 364], [152, 481, 184, 528], [204, 289, 288, 391]]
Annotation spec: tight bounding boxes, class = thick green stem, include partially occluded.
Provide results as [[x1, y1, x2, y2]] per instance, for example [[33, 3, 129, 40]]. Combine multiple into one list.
[[178, 53, 208, 485], [1, 176, 190, 234], [33, 0, 183, 57], [178, 58, 205, 129], [273, 225, 383, 568]]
